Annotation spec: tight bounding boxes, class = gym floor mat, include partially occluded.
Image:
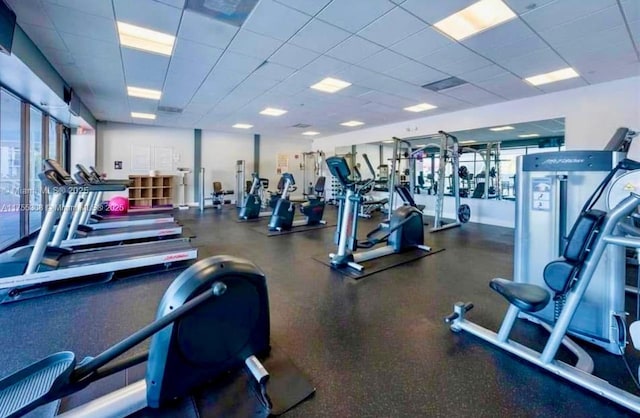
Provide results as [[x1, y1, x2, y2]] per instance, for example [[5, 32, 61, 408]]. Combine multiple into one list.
[[312, 247, 445, 280], [250, 222, 337, 237], [235, 216, 270, 223]]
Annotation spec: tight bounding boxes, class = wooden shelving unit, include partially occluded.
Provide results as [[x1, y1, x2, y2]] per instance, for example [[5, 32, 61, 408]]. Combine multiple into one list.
[[128, 175, 174, 212]]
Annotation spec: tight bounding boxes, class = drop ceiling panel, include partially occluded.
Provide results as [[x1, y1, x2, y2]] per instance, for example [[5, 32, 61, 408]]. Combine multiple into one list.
[[388, 61, 447, 85], [267, 71, 320, 95], [419, 43, 490, 74], [580, 61, 640, 84], [172, 37, 223, 66], [474, 73, 541, 100], [113, 0, 182, 34], [161, 59, 213, 108], [243, 0, 310, 41], [227, 29, 282, 60], [252, 62, 296, 81], [499, 47, 568, 78], [358, 91, 410, 108], [443, 84, 503, 106], [503, 0, 556, 15], [537, 6, 625, 46], [622, 0, 639, 20], [268, 43, 319, 68], [215, 51, 264, 74], [59, 32, 121, 59], [41, 47, 75, 65], [46, 0, 113, 18], [326, 36, 383, 64], [153, 0, 185, 9], [289, 19, 351, 54], [362, 102, 402, 114], [273, 0, 331, 16], [399, 0, 476, 24], [462, 19, 536, 52], [121, 48, 170, 88], [5, 0, 55, 28], [302, 55, 351, 76], [358, 7, 425, 47], [317, 0, 394, 33], [359, 49, 413, 74], [128, 97, 159, 113], [536, 76, 588, 93], [551, 26, 632, 59], [19, 23, 68, 51], [477, 35, 549, 62], [520, 0, 617, 32], [178, 9, 238, 49], [457, 65, 508, 83], [389, 27, 455, 59], [44, 3, 118, 43]]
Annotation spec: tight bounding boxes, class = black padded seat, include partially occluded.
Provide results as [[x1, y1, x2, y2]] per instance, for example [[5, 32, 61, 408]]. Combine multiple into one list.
[[490, 278, 551, 313]]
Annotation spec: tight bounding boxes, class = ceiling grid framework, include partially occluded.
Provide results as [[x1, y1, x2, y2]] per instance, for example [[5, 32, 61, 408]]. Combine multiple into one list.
[[3, 0, 638, 137]]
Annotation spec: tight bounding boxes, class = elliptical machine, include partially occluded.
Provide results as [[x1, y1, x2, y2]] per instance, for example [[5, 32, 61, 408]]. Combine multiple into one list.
[[0, 256, 314, 417], [268, 173, 326, 231], [326, 156, 430, 272], [239, 173, 272, 220]]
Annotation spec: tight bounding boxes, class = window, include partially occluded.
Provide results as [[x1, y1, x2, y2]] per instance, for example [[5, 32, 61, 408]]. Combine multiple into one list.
[[28, 106, 43, 233], [48, 117, 57, 161], [0, 91, 22, 249]]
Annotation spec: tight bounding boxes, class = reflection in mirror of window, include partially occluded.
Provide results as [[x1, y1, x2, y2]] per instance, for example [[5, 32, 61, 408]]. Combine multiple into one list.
[[0, 90, 22, 248]]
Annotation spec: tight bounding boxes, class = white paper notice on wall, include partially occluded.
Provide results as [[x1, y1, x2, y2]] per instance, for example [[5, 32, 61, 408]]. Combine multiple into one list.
[[277, 153, 289, 171], [154, 147, 173, 172], [131, 145, 151, 171]]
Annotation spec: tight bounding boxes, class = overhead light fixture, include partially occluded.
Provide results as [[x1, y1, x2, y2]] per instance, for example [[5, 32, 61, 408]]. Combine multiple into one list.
[[524, 67, 580, 86], [117, 21, 175, 56], [519, 133, 540, 138], [383, 140, 395, 143], [259, 107, 287, 116], [310, 77, 351, 93], [489, 126, 514, 131], [302, 131, 320, 136], [127, 86, 162, 100], [340, 120, 365, 127], [131, 112, 156, 120], [414, 144, 426, 147], [434, 0, 516, 41], [232, 123, 253, 129], [404, 103, 437, 112], [460, 140, 477, 144]]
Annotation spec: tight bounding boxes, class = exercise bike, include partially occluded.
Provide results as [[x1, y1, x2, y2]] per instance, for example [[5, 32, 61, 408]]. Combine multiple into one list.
[[239, 173, 272, 220], [326, 156, 430, 272], [0, 255, 314, 417], [268, 173, 326, 232]]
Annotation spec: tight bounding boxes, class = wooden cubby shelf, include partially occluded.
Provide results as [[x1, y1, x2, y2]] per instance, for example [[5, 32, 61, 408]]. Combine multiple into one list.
[[128, 175, 174, 212]]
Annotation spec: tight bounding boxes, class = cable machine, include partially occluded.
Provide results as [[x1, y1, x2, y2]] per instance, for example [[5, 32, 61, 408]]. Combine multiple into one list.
[[300, 151, 325, 196]]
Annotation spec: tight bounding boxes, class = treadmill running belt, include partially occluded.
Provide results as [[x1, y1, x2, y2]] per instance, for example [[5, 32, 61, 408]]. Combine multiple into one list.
[[86, 223, 180, 237], [60, 241, 193, 268]]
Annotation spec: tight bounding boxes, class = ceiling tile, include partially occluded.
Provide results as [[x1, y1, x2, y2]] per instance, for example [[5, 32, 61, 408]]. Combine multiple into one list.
[[551, 26, 632, 59], [128, 97, 159, 113], [44, 3, 118, 43], [317, 0, 395, 33], [500, 47, 568, 78], [59, 31, 121, 59], [358, 7, 425, 47], [538, 6, 625, 46], [243, 0, 311, 41], [253, 62, 297, 82], [503, 0, 556, 15], [622, 0, 639, 21], [172, 37, 223, 66], [580, 60, 640, 84], [267, 71, 320, 95], [20, 23, 68, 51], [442, 84, 504, 106], [302, 55, 350, 75], [389, 27, 454, 59], [359, 49, 412, 73], [462, 19, 536, 52], [537, 76, 588, 93], [113, 0, 182, 34], [358, 91, 411, 108], [41, 47, 75, 65], [521, 0, 617, 32], [474, 72, 541, 100], [121, 48, 170, 88], [399, 0, 476, 24], [268, 43, 319, 68], [388, 61, 448, 85], [362, 101, 401, 114], [290, 19, 351, 54], [478, 35, 549, 62], [457, 65, 508, 83], [5, 0, 55, 28], [162, 59, 210, 108], [273, 0, 332, 16], [326, 36, 383, 64], [153, 0, 185, 9], [215, 51, 264, 74], [228, 29, 282, 60], [46, 0, 114, 18], [419, 43, 490, 74], [178, 9, 238, 49]]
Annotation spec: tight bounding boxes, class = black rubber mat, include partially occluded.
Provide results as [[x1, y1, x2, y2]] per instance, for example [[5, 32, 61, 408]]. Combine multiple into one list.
[[235, 216, 270, 223], [313, 247, 445, 280], [250, 223, 336, 237]]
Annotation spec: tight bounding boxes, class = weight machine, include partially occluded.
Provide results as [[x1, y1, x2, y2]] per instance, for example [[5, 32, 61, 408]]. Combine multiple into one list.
[[300, 151, 325, 197]]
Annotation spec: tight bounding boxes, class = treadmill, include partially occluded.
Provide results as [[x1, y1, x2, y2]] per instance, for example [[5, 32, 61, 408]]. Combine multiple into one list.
[[73, 165, 175, 229], [41, 161, 184, 248], [0, 162, 198, 303]]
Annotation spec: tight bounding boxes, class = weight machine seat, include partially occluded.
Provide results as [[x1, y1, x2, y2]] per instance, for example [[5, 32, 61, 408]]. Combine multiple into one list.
[[489, 278, 550, 313]]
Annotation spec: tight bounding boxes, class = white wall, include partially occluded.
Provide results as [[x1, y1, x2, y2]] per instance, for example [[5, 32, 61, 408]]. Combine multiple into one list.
[[70, 132, 96, 169], [96, 122, 195, 203], [259, 137, 313, 197], [312, 76, 640, 151], [201, 131, 254, 202]]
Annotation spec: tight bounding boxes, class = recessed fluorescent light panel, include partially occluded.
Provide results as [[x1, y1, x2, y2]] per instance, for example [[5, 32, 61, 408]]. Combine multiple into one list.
[[434, 0, 516, 41], [519, 133, 540, 138], [302, 131, 320, 136], [404, 103, 437, 112], [460, 140, 477, 144], [310, 77, 351, 93], [489, 126, 514, 131], [117, 21, 175, 56], [383, 140, 395, 143], [259, 107, 287, 116], [340, 120, 364, 127], [233, 123, 253, 129], [127, 86, 162, 100], [131, 112, 156, 120], [525, 67, 580, 86]]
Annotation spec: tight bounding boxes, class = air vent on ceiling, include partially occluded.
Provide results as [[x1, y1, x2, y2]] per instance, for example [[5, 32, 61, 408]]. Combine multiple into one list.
[[185, 0, 259, 27], [292, 123, 311, 129], [422, 77, 467, 92], [158, 106, 183, 114]]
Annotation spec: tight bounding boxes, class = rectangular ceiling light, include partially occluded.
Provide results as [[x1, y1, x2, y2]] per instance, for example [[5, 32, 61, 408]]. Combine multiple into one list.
[[404, 103, 437, 112], [127, 86, 162, 100], [117, 21, 175, 56], [302, 131, 320, 136], [524, 67, 580, 86], [259, 107, 287, 116], [519, 133, 540, 138], [233, 123, 253, 129], [310, 77, 351, 93], [489, 126, 514, 131], [460, 140, 477, 144], [131, 112, 156, 120], [434, 0, 516, 41], [340, 120, 364, 127], [383, 140, 394, 143]]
